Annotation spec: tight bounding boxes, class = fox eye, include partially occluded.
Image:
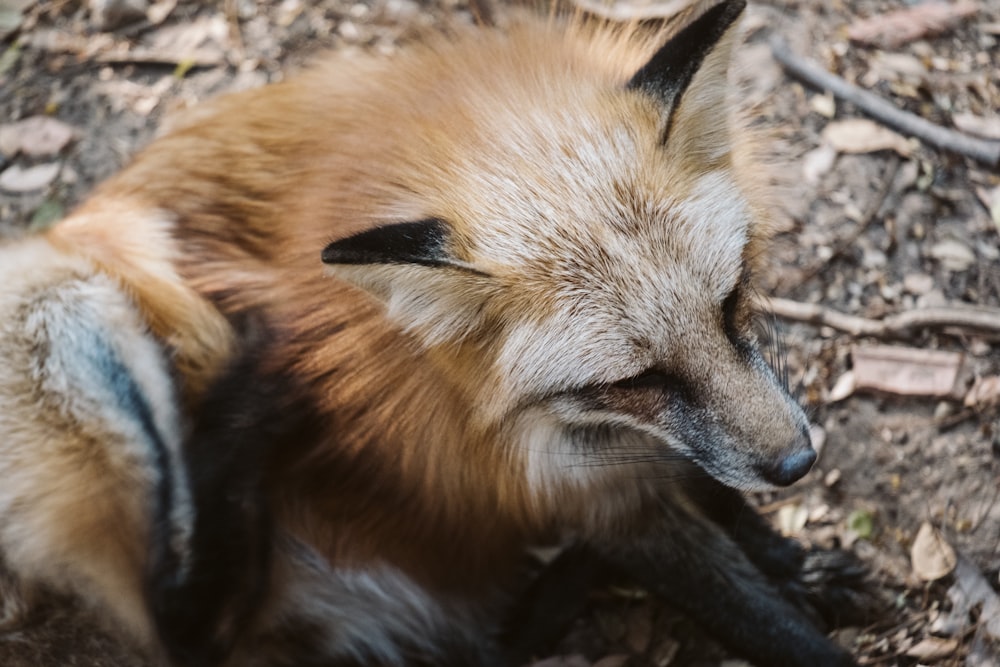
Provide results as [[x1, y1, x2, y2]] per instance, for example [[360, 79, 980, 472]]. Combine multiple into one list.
[[722, 265, 754, 346], [613, 369, 674, 391], [722, 285, 743, 342]]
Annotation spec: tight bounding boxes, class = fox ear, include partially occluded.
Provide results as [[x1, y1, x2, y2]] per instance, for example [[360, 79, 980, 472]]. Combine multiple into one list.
[[627, 0, 745, 149], [321, 219, 455, 268], [322, 219, 490, 344]]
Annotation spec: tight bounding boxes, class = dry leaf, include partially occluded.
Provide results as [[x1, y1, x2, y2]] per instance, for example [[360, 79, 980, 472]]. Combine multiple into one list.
[[0, 116, 78, 157], [0, 162, 61, 192], [964, 375, 1000, 409], [929, 238, 976, 272], [904, 637, 959, 660], [822, 119, 913, 157], [975, 185, 1000, 232], [778, 504, 809, 537], [847, 1, 979, 49], [90, 0, 148, 31], [952, 112, 1000, 140], [911, 521, 957, 582], [931, 555, 1000, 640], [802, 144, 837, 185], [828, 370, 856, 402], [902, 273, 934, 295], [146, 0, 177, 25], [809, 93, 836, 118], [851, 345, 963, 397]]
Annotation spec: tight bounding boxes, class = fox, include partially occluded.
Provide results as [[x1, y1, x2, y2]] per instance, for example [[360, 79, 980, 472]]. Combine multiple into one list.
[[0, 1, 875, 665]]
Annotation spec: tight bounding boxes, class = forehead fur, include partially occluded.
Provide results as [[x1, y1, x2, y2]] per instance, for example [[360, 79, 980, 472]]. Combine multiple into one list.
[[378, 21, 753, 391], [312, 14, 761, 403]]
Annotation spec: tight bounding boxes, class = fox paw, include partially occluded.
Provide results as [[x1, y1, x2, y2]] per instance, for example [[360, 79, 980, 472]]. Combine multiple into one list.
[[786, 547, 882, 629]]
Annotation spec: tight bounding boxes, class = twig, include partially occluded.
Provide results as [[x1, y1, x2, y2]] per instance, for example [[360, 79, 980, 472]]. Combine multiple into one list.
[[761, 297, 1000, 339], [95, 51, 223, 68], [796, 155, 901, 285], [755, 493, 804, 515], [223, 0, 245, 67], [770, 38, 1000, 169]]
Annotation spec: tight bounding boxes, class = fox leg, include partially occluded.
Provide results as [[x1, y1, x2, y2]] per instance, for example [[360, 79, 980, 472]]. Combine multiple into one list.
[[590, 486, 858, 667], [677, 473, 875, 630]]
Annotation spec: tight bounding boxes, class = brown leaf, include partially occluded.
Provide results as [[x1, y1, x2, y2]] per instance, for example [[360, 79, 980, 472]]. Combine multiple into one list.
[[847, 1, 979, 49], [952, 113, 1000, 140], [931, 555, 1000, 640], [0, 162, 61, 193], [964, 375, 1000, 409], [911, 521, 956, 582], [851, 345, 963, 397], [0, 116, 78, 158], [929, 238, 976, 272], [821, 119, 913, 157], [146, 0, 177, 25], [89, 0, 148, 31], [904, 637, 959, 660]]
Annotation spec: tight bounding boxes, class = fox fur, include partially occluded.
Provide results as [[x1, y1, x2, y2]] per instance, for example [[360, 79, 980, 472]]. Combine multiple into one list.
[[0, 2, 873, 666]]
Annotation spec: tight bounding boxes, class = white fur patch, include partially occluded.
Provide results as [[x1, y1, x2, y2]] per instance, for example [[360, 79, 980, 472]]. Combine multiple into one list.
[[671, 170, 750, 299]]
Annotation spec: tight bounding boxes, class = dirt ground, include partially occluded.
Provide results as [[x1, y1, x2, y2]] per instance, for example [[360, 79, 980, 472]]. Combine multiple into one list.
[[0, 0, 998, 666]]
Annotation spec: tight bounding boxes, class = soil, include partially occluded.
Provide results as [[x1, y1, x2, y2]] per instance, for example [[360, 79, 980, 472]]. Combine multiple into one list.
[[0, 1, 998, 666]]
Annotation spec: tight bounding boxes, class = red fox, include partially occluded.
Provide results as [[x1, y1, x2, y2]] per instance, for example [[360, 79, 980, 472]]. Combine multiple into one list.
[[0, 1, 873, 665]]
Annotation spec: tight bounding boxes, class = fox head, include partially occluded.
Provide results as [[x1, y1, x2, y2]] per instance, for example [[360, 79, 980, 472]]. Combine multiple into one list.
[[322, 0, 813, 496]]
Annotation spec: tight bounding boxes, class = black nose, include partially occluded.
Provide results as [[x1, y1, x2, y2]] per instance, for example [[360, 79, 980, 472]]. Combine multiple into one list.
[[761, 447, 817, 486]]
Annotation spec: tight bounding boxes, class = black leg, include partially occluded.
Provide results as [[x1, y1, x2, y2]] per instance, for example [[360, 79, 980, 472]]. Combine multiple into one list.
[[500, 544, 609, 665], [677, 472, 877, 629], [590, 489, 858, 667], [146, 319, 323, 667]]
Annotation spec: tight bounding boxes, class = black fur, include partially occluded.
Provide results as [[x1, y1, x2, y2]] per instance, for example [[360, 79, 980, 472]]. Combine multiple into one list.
[[147, 318, 324, 667], [626, 0, 746, 140], [321, 219, 452, 268], [503, 467, 876, 667]]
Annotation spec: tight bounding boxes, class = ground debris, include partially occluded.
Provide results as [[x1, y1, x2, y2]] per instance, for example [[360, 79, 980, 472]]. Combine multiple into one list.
[[846, 1, 980, 49]]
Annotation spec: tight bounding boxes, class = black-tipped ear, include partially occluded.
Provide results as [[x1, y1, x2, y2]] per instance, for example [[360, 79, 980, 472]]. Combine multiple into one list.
[[322, 219, 452, 268], [627, 0, 745, 136]]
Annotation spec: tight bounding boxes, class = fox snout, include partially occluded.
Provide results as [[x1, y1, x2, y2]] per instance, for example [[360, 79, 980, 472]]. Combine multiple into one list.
[[671, 332, 817, 492], [757, 425, 816, 487]]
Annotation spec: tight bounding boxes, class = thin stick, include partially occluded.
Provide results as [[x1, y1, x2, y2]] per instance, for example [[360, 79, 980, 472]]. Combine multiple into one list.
[[761, 297, 1000, 339], [770, 38, 1000, 169]]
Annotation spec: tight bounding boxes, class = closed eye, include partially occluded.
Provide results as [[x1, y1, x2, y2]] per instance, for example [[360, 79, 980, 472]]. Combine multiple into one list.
[[722, 265, 753, 346], [613, 369, 680, 392], [722, 284, 742, 343]]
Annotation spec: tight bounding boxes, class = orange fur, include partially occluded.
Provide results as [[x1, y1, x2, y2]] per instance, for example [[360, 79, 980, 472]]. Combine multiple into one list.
[[0, 5, 839, 665]]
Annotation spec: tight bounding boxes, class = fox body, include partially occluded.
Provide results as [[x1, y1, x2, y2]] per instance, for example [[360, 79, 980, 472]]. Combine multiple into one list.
[[0, 2, 870, 665]]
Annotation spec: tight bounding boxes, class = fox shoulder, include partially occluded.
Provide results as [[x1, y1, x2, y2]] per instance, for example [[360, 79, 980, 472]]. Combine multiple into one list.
[[0, 235, 192, 647]]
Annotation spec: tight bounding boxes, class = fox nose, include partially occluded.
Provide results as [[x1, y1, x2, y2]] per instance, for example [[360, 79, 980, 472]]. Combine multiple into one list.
[[760, 431, 817, 486]]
